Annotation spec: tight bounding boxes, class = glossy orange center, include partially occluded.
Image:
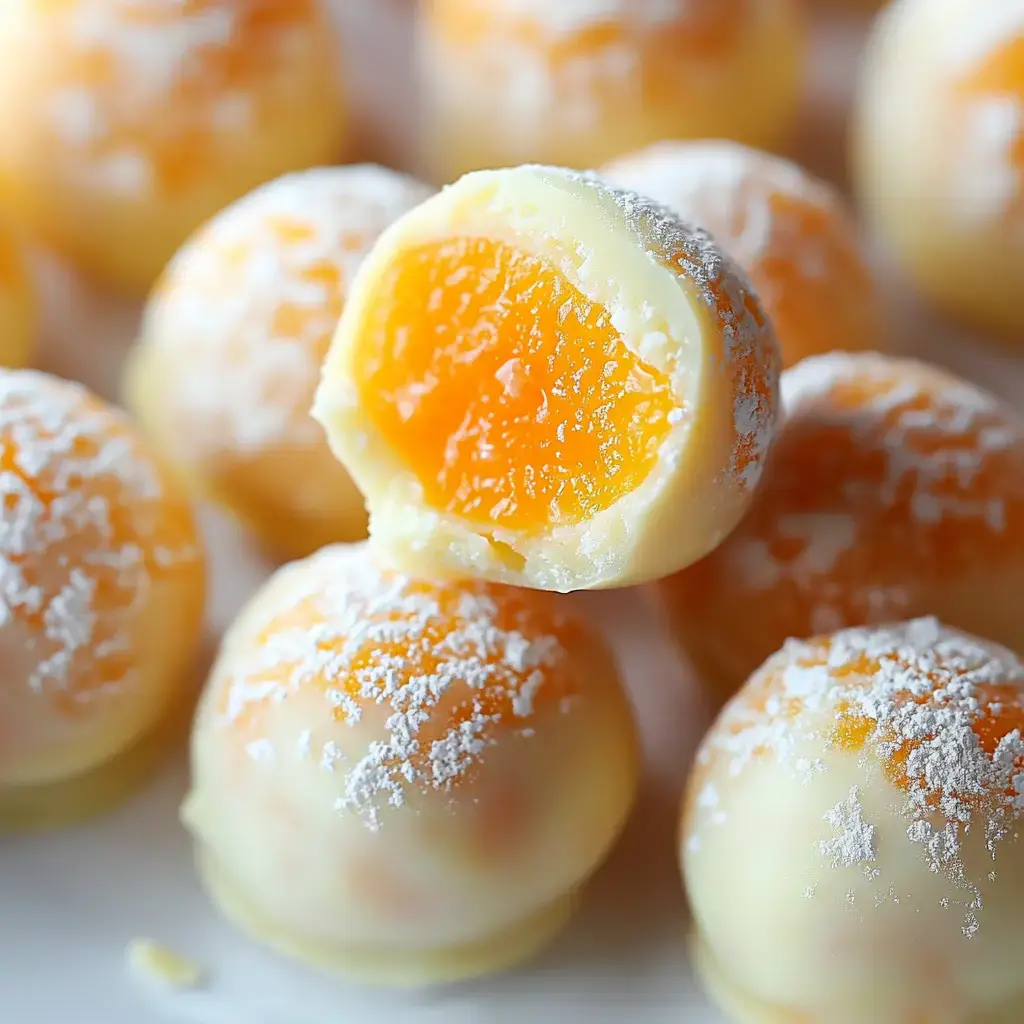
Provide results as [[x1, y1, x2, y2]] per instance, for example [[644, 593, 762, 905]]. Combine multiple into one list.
[[355, 236, 678, 533]]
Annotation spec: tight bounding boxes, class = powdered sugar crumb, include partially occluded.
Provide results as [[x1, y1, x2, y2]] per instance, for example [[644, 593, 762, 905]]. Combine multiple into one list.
[[818, 786, 877, 870]]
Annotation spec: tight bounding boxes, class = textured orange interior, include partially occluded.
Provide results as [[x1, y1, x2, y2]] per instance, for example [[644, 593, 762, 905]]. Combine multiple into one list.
[[354, 236, 679, 533], [227, 576, 580, 761], [49, 0, 323, 195]]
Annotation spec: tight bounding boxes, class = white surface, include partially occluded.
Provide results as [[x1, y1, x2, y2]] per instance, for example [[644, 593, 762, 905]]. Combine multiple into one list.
[[4, 4, 1024, 1022]]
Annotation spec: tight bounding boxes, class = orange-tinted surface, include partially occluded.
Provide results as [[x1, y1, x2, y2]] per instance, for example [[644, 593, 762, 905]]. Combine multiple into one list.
[[0, 227, 25, 290], [700, 633, 1024, 813], [428, 0, 748, 61], [152, 210, 347, 430], [1, 376, 201, 717], [830, 670, 1024, 805], [602, 146, 879, 368], [751, 191, 877, 366], [749, 373, 1024, 570], [663, 363, 1024, 695], [956, 35, 1024, 183], [222, 570, 582, 758], [425, 0, 751, 127], [355, 236, 679, 533], [36, 0, 328, 196]]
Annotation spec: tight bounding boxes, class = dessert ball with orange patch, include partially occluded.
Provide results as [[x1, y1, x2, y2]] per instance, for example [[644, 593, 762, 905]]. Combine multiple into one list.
[[853, 0, 1024, 337], [684, 618, 1024, 1023], [0, 0, 348, 296], [601, 140, 884, 367], [124, 166, 434, 560], [417, 0, 806, 183], [182, 541, 638, 985], [0, 222, 35, 368], [313, 165, 781, 592], [0, 370, 205, 830], [659, 352, 1024, 707]]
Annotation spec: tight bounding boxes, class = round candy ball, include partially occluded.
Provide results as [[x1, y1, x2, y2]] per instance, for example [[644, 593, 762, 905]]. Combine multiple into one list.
[[184, 541, 639, 985], [0, 369, 205, 830], [684, 617, 1024, 1023], [125, 165, 434, 560], [659, 352, 1024, 707], [418, 0, 806, 183], [602, 140, 884, 368], [0, 0, 349, 294], [852, 0, 1024, 337]]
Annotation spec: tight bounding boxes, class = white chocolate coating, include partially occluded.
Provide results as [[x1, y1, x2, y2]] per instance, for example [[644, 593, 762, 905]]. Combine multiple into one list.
[[0, 0, 348, 294], [184, 542, 638, 985], [684, 618, 1024, 1023], [601, 140, 883, 368], [852, 0, 1024, 337], [660, 352, 1024, 705], [313, 164, 781, 592], [0, 370, 205, 821], [418, 0, 805, 183], [126, 165, 433, 559]]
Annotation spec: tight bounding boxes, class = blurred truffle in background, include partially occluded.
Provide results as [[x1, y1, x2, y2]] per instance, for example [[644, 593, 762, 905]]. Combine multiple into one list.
[[0, 0, 350, 296], [852, 0, 1024, 339], [124, 164, 434, 561], [417, 0, 806, 184], [602, 140, 884, 368], [0, 222, 36, 369]]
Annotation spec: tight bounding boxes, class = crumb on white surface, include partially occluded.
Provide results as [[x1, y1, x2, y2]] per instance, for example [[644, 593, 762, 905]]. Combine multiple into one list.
[[126, 938, 205, 990]]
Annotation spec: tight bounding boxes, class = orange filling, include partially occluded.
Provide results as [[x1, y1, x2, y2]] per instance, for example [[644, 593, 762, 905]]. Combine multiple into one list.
[[355, 236, 679, 533]]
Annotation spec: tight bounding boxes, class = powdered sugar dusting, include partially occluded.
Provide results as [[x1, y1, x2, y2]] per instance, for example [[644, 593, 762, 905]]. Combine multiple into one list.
[[566, 168, 780, 493], [954, 95, 1023, 227], [603, 140, 843, 278], [45, 0, 241, 195], [931, 1, 1024, 230], [704, 617, 1024, 935], [943, 3, 1024, 74], [725, 353, 1024, 618], [423, 0, 745, 138], [497, 0, 702, 35], [818, 786, 877, 870], [143, 166, 432, 455], [31, 0, 325, 197], [0, 369, 196, 707], [218, 545, 578, 831]]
